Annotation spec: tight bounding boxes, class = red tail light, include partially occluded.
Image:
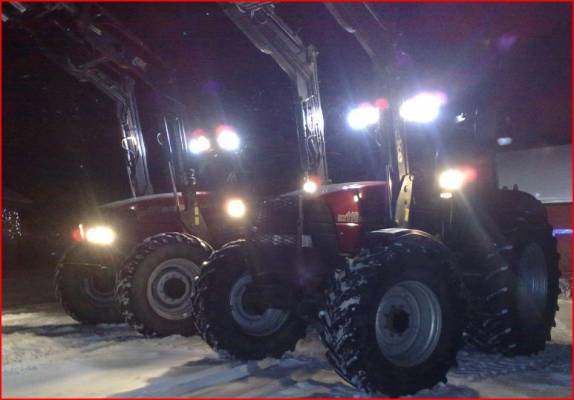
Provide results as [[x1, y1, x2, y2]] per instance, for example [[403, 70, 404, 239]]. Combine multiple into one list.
[[72, 224, 85, 242]]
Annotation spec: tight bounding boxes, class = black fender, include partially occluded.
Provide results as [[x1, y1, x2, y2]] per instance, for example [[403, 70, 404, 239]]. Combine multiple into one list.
[[489, 189, 552, 240], [363, 228, 450, 257], [491, 188, 547, 220], [220, 238, 247, 250], [208, 238, 247, 263], [130, 232, 215, 268], [59, 243, 125, 272], [169, 232, 215, 257], [458, 189, 551, 250]]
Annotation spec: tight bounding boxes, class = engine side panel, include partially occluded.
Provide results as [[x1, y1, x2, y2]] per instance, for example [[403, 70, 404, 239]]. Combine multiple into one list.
[[248, 182, 390, 291], [319, 182, 390, 254], [88, 192, 224, 244]]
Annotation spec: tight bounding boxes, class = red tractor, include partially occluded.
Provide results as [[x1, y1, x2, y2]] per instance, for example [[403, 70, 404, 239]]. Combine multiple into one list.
[[4, 3, 252, 336], [60, 175, 250, 336], [191, 3, 560, 396]]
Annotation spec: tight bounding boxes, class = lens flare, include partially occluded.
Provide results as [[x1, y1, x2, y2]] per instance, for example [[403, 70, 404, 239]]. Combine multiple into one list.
[[217, 127, 240, 151], [226, 198, 247, 218], [400, 92, 446, 123], [347, 103, 380, 130], [438, 169, 465, 191], [85, 226, 116, 245], [189, 135, 211, 154]]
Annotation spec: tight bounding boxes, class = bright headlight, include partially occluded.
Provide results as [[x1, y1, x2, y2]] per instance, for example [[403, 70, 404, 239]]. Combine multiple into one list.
[[188, 135, 211, 154], [302, 179, 318, 194], [347, 103, 380, 130], [400, 92, 446, 123], [85, 226, 116, 245], [217, 128, 240, 151], [226, 198, 246, 219], [438, 169, 465, 191]]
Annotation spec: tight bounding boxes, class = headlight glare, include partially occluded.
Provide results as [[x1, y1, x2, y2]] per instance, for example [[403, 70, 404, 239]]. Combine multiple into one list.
[[400, 92, 446, 123], [302, 179, 318, 194], [226, 198, 247, 219], [188, 135, 211, 154], [216, 127, 240, 151], [438, 169, 465, 191], [85, 226, 116, 245], [347, 103, 380, 130]]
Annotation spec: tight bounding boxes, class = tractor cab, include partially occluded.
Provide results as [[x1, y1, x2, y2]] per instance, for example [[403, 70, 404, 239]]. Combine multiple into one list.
[[72, 123, 251, 251]]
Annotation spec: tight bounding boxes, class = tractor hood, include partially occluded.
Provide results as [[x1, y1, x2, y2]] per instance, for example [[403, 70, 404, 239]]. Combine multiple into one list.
[[71, 192, 215, 247], [72, 191, 248, 248], [282, 181, 388, 199], [99, 192, 212, 214], [281, 181, 390, 253]]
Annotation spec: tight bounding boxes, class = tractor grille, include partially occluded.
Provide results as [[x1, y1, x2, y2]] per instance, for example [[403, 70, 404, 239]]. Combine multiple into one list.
[[250, 196, 299, 277], [253, 233, 297, 247], [250, 194, 340, 278], [252, 195, 339, 252], [253, 196, 299, 237]]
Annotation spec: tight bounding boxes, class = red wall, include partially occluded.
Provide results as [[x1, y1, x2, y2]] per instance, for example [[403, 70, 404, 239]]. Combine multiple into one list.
[[545, 203, 572, 279]]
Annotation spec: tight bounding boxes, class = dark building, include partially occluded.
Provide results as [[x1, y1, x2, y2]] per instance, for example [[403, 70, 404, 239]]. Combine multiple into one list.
[[2, 189, 33, 269]]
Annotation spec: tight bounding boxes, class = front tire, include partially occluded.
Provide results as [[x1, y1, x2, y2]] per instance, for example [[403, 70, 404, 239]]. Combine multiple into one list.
[[116, 233, 212, 337], [320, 241, 464, 396], [192, 240, 307, 360], [55, 246, 122, 324]]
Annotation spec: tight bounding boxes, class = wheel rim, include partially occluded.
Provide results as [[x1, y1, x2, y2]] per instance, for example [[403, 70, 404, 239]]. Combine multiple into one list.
[[375, 280, 442, 367], [516, 243, 548, 322], [81, 272, 116, 304], [146, 258, 199, 320], [229, 274, 289, 337]]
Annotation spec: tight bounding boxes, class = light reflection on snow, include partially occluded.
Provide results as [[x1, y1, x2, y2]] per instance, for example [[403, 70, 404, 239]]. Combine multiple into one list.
[[2, 302, 571, 398]]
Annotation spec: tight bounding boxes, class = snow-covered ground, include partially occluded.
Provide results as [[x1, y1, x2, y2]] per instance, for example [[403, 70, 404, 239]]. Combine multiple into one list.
[[2, 300, 571, 398]]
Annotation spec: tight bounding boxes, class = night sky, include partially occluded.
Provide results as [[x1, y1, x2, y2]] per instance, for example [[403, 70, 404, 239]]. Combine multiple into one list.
[[3, 2, 571, 222]]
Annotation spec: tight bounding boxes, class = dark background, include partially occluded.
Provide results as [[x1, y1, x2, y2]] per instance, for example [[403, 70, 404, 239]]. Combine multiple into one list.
[[3, 2, 571, 222]]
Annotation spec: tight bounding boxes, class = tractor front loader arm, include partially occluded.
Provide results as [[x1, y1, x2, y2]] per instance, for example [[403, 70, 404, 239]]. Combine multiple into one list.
[[222, 2, 328, 183]]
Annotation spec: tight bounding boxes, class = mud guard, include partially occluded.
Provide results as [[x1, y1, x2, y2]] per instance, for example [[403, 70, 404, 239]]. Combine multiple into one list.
[[59, 244, 125, 272], [179, 232, 215, 256], [363, 228, 450, 257]]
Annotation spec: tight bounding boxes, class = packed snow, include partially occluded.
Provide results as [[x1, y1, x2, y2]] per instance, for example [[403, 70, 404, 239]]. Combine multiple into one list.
[[2, 300, 571, 398]]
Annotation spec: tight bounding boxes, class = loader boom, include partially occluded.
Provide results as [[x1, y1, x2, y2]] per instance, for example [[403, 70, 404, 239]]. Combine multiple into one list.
[[223, 2, 328, 183], [3, 2, 174, 197]]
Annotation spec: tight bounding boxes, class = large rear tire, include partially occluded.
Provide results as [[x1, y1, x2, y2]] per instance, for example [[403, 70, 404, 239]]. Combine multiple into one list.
[[464, 223, 560, 355], [116, 233, 212, 337], [320, 240, 464, 396], [192, 240, 308, 360], [55, 247, 122, 324]]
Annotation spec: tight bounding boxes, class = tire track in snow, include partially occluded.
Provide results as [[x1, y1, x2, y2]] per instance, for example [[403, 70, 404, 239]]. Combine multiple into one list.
[[3, 302, 571, 398]]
